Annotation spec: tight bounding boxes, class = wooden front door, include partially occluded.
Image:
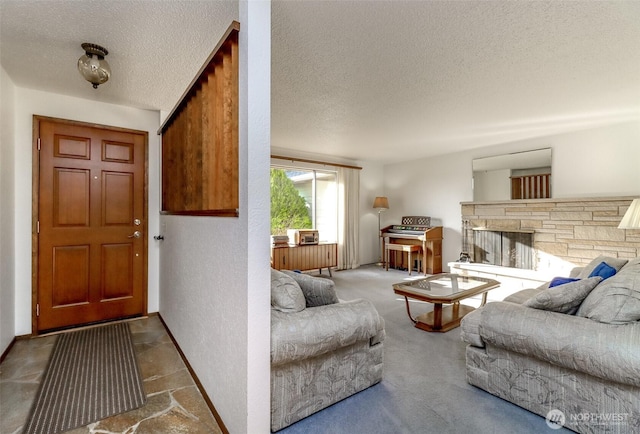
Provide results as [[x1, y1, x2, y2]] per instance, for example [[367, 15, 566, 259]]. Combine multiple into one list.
[[35, 117, 147, 332]]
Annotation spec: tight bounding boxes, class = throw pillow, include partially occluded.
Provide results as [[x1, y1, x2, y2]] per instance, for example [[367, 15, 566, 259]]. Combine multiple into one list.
[[576, 261, 640, 324], [523, 276, 602, 315], [549, 277, 580, 288], [577, 255, 628, 279], [271, 269, 306, 313], [281, 270, 339, 307], [588, 262, 617, 280]]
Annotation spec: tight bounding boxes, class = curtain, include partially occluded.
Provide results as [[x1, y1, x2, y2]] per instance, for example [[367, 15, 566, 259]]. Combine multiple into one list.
[[337, 166, 360, 270]]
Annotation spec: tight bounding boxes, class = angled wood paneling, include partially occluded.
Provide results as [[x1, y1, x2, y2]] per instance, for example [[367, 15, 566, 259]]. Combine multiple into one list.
[[160, 21, 239, 216]]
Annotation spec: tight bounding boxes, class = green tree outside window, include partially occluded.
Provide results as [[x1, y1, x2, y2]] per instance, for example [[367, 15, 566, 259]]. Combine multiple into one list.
[[270, 169, 312, 235]]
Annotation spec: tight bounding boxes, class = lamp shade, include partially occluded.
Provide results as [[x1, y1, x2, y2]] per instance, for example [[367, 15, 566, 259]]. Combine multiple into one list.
[[373, 196, 389, 210], [618, 199, 640, 229]]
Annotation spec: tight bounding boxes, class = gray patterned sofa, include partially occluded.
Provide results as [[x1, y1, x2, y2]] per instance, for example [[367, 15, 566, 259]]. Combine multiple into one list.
[[270, 269, 385, 431], [460, 256, 640, 434]]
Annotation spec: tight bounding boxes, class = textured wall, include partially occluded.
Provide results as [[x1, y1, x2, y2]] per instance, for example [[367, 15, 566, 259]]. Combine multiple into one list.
[[159, 2, 271, 432], [462, 197, 640, 275]]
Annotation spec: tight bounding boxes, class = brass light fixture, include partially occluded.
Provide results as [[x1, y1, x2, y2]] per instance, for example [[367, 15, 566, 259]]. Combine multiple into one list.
[[77, 43, 111, 89]]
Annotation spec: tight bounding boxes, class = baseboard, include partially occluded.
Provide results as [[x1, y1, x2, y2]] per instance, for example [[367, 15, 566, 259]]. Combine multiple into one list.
[[0, 337, 17, 363], [157, 314, 229, 434]]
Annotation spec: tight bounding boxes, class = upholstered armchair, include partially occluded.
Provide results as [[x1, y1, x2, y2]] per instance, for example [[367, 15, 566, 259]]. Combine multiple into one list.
[[270, 269, 385, 431]]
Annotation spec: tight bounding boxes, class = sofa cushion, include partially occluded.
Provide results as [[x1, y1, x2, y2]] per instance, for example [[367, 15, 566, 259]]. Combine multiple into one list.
[[576, 260, 640, 324], [281, 270, 339, 307], [577, 255, 628, 279], [271, 269, 306, 312], [523, 276, 602, 314]]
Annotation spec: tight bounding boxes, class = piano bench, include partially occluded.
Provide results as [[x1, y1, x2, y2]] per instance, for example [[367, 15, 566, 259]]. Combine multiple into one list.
[[385, 244, 422, 275]]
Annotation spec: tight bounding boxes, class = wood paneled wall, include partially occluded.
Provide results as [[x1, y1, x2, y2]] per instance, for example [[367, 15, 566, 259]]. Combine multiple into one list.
[[160, 21, 239, 216]]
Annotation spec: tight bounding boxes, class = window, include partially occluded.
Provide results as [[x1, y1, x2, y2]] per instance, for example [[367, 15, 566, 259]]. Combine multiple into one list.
[[270, 166, 338, 243]]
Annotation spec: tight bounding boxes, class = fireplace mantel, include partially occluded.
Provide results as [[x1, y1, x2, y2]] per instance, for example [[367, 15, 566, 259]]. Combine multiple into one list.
[[472, 227, 534, 233]]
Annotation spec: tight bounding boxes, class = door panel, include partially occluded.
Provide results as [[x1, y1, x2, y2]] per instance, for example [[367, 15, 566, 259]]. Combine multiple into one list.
[[103, 172, 134, 225], [54, 168, 90, 226], [52, 245, 90, 306], [102, 243, 134, 299], [37, 118, 147, 332]]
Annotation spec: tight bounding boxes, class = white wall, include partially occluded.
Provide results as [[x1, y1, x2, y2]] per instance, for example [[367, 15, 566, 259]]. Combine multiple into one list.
[[384, 152, 473, 270], [1, 66, 17, 353], [159, 2, 271, 432], [382, 120, 640, 271], [11, 88, 161, 336]]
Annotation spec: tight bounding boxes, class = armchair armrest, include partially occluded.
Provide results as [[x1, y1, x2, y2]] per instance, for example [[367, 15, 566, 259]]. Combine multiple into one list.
[[271, 299, 385, 366], [477, 302, 640, 387]]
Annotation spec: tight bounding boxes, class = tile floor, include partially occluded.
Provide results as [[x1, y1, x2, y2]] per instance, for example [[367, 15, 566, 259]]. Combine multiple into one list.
[[0, 316, 223, 434]]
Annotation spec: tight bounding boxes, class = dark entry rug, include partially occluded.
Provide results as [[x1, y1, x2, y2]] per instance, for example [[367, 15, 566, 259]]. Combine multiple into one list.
[[23, 322, 146, 434]]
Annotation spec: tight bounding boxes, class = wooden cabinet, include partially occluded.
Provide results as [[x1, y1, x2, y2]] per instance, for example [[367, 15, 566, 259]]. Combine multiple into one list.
[[271, 243, 337, 275]]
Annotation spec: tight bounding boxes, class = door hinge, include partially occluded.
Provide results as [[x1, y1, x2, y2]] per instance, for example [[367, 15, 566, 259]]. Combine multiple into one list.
[[37, 138, 41, 151], [37, 221, 40, 234], [36, 303, 40, 317]]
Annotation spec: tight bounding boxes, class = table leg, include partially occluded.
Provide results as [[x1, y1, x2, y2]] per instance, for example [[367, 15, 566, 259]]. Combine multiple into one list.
[[432, 303, 443, 329], [481, 292, 488, 306], [403, 296, 418, 324]]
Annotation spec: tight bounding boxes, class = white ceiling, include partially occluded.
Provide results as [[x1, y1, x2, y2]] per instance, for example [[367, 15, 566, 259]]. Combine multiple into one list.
[[2, 1, 640, 164]]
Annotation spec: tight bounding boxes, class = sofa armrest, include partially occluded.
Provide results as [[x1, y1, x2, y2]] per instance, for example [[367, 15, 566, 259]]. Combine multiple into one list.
[[271, 299, 385, 366], [476, 302, 640, 387]]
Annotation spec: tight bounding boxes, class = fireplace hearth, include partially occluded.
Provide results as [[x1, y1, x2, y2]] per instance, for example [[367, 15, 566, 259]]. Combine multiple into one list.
[[473, 229, 534, 270]]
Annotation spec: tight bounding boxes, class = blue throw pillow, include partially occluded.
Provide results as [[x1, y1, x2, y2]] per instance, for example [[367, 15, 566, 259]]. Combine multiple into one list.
[[588, 261, 617, 280], [549, 277, 581, 288]]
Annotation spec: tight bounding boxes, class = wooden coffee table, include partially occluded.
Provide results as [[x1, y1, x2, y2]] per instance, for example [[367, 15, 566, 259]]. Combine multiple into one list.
[[393, 273, 500, 332]]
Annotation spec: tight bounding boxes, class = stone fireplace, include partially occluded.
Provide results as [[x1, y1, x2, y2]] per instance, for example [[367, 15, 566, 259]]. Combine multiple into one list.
[[460, 196, 639, 276]]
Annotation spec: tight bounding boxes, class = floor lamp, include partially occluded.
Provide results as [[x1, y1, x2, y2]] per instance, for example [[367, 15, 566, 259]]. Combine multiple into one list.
[[373, 196, 389, 266]]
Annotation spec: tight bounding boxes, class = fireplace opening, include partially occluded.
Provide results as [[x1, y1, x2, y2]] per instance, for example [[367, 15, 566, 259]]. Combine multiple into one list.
[[472, 229, 534, 269]]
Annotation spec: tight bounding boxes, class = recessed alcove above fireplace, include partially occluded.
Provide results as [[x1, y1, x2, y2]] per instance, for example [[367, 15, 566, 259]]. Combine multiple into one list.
[[472, 228, 534, 269]]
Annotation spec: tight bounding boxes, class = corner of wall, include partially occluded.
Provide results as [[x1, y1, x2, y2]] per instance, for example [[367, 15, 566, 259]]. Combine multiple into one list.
[[1, 65, 17, 352]]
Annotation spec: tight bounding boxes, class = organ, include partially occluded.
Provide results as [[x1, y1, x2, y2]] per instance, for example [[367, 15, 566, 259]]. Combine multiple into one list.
[[380, 216, 443, 274]]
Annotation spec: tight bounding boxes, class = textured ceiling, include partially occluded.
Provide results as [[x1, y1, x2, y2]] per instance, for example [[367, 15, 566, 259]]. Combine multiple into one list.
[[2, 1, 640, 163], [0, 0, 238, 110]]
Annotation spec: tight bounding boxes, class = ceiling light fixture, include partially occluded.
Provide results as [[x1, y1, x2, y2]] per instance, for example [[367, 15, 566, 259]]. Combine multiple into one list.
[[77, 43, 111, 89]]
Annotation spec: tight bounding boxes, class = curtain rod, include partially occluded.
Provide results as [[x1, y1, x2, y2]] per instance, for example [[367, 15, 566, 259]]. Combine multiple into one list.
[[271, 154, 362, 170]]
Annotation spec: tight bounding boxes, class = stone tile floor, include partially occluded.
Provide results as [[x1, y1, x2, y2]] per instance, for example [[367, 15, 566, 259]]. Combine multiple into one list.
[[0, 316, 223, 434]]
